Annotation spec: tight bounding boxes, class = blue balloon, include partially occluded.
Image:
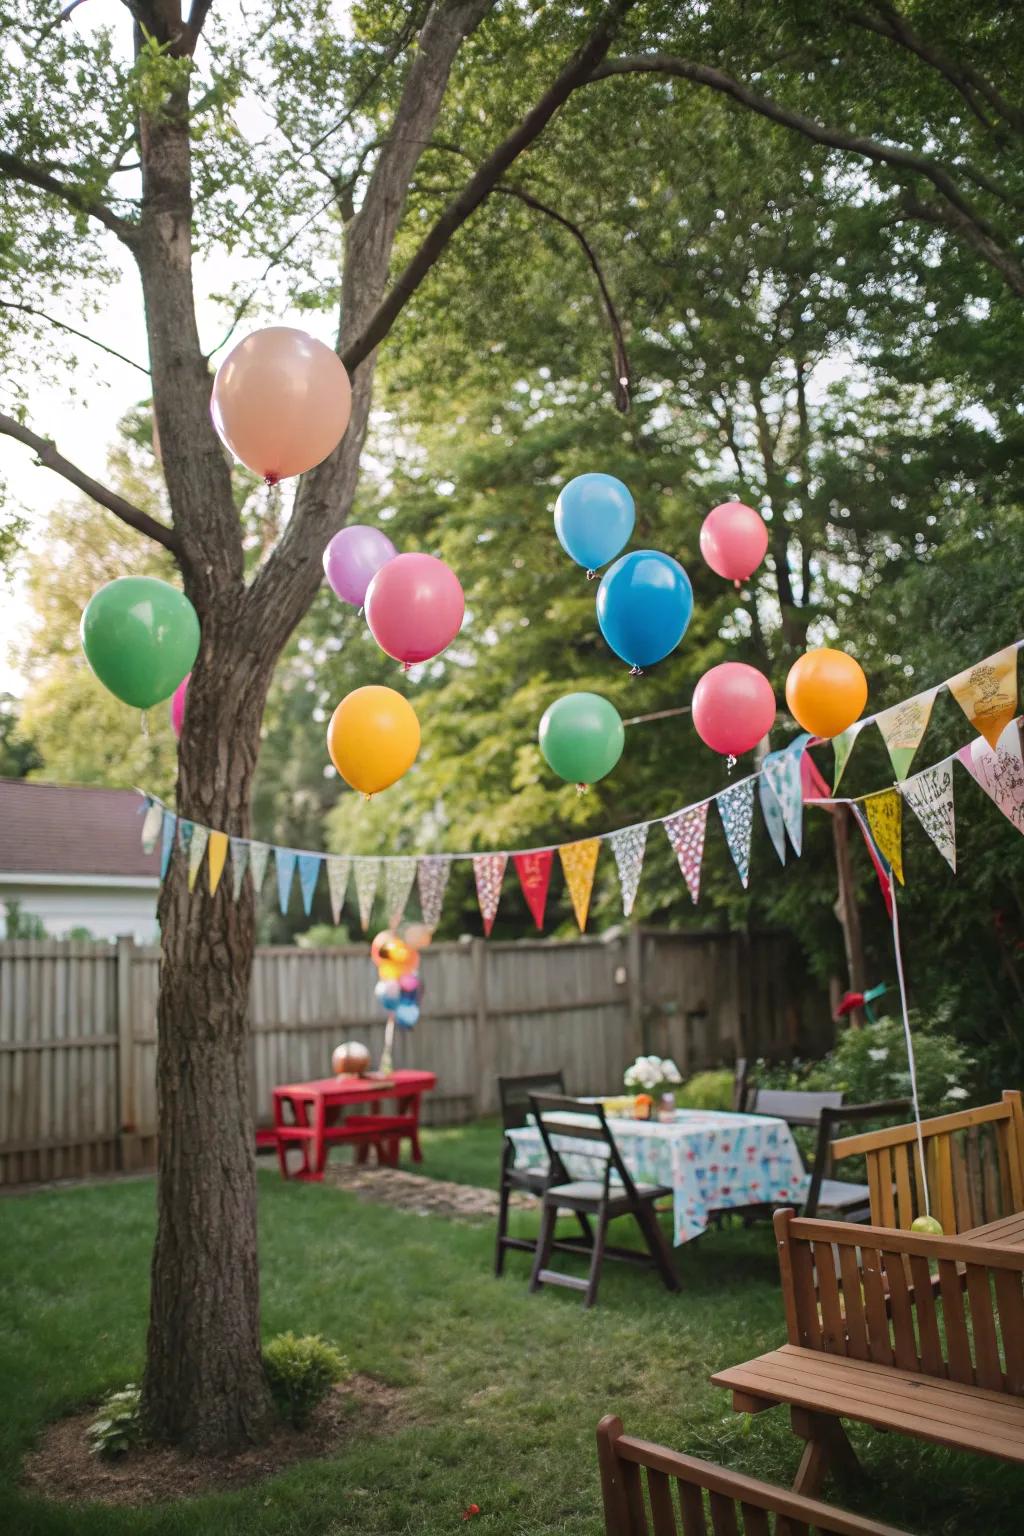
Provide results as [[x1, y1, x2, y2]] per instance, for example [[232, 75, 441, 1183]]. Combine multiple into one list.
[[554, 473, 635, 571], [596, 550, 693, 670], [395, 999, 420, 1030]]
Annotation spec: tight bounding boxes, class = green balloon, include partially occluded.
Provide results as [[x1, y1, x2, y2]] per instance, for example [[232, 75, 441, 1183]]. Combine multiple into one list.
[[81, 577, 200, 710], [539, 692, 625, 785]]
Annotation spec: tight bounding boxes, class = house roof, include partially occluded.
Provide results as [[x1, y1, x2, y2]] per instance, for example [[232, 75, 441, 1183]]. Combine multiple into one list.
[[0, 779, 160, 879]]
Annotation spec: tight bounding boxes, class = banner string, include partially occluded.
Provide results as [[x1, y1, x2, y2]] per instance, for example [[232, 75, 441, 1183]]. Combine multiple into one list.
[[889, 875, 932, 1219]]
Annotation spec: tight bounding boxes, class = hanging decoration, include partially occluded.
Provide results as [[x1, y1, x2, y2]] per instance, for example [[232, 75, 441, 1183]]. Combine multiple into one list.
[[785, 648, 868, 739], [698, 501, 768, 587], [250, 841, 272, 896], [559, 839, 600, 931], [663, 803, 708, 905], [364, 553, 465, 667], [140, 798, 163, 853], [875, 689, 939, 781], [473, 854, 507, 936], [207, 830, 228, 896], [831, 722, 866, 791], [899, 763, 956, 872], [170, 673, 190, 740], [326, 854, 351, 925], [692, 662, 776, 760], [160, 811, 176, 878], [959, 720, 1024, 833], [864, 790, 904, 885], [554, 472, 635, 574], [759, 769, 788, 866], [327, 686, 420, 797], [596, 550, 693, 672], [717, 779, 755, 888], [81, 577, 200, 711], [323, 525, 396, 607], [276, 848, 297, 913], [385, 856, 418, 929], [538, 692, 624, 788], [514, 850, 554, 930], [230, 837, 249, 900], [609, 825, 648, 918], [417, 856, 450, 932], [297, 853, 322, 916], [186, 826, 209, 893], [354, 858, 381, 931], [948, 645, 1018, 749]]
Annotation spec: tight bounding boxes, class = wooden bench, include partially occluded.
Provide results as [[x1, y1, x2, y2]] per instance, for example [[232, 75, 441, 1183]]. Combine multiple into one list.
[[596, 1414, 911, 1535], [712, 1209, 1024, 1495]]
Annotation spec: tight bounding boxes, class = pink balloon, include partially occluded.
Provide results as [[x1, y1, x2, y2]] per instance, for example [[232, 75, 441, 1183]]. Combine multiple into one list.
[[323, 525, 397, 606], [364, 553, 465, 666], [170, 672, 190, 740], [692, 663, 776, 757], [700, 502, 769, 584]]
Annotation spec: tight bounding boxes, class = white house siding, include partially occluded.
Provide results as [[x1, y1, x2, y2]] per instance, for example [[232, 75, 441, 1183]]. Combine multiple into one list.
[[0, 877, 159, 943]]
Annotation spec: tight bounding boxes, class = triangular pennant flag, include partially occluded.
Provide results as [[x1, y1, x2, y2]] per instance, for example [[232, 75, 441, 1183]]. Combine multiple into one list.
[[663, 803, 708, 904], [832, 721, 865, 791], [875, 688, 938, 780], [177, 818, 194, 854], [718, 779, 755, 888], [759, 768, 787, 865], [514, 850, 553, 930], [960, 720, 1024, 834], [473, 853, 507, 936], [207, 830, 228, 895], [249, 841, 271, 896], [141, 798, 162, 854], [864, 789, 904, 885], [559, 838, 600, 932], [297, 853, 321, 916], [276, 848, 297, 913], [354, 857, 380, 931], [851, 803, 894, 917], [326, 855, 351, 925], [385, 857, 418, 929], [187, 824, 209, 893], [949, 645, 1018, 749], [899, 762, 956, 872], [230, 838, 250, 900], [160, 811, 177, 878], [608, 825, 648, 918], [417, 856, 450, 931], [780, 734, 811, 854]]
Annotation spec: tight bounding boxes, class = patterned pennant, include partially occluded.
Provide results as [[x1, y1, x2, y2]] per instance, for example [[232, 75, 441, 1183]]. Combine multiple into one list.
[[832, 721, 865, 791], [140, 799, 163, 854], [608, 825, 648, 918], [875, 688, 939, 781], [326, 855, 351, 925], [276, 848, 297, 913], [759, 769, 787, 866], [899, 762, 956, 872], [663, 804, 708, 904], [960, 720, 1024, 835], [514, 850, 553, 930], [354, 857, 380, 931], [417, 856, 450, 931], [473, 853, 507, 936], [559, 838, 600, 932], [851, 803, 894, 917], [177, 818, 194, 854], [187, 824, 209, 893], [297, 853, 322, 916], [385, 856, 418, 929], [160, 811, 177, 879], [230, 837, 250, 900], [718, 779, 755, 888], [249, 841, 271, 896], [864, 789, 904, 885], [949, 646, 1019, 749], [207, 830, 228, 895]]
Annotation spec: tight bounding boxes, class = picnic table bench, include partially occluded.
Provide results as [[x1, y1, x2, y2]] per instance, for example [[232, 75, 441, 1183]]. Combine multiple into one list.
[[272, 1069, 436, 1181]]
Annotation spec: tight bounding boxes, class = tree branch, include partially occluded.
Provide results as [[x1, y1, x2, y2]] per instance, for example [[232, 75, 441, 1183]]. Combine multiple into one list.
[[0, 411, 179, 555], [0, 151, 137, 243], [0, 300, 150, 375]]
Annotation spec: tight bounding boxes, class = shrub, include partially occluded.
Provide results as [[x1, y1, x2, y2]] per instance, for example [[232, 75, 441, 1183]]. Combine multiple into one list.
[[263, 1332, 348, 1429], [676, 1069, 735, 1112], [86, 1384, 142, 1458]]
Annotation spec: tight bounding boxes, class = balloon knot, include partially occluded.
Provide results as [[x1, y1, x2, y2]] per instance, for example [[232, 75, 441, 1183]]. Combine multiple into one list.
[[726, 753, 737, 774], [575, 782, 589, 796], [734, 578, 742, 591], [357, 605, 364, 618], [586, 569, 597, 582], [629, 665, 644, 678], [402, 661, 412, 673], [363, 793, 373, 803], [264, 472, 280, 487]]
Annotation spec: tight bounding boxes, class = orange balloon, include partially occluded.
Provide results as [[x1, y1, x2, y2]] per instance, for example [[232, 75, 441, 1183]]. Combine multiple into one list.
[[327, 685, 420, 796], [211, 326, 352, 482], [785, 648, 867, 738]]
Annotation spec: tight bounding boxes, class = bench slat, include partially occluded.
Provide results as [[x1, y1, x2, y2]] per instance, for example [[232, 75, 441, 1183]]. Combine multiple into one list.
[[995, 1267, 1024, 1393]]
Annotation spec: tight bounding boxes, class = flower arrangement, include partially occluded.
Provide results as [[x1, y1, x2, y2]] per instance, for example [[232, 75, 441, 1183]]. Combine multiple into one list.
[[624, 1054, 682, 1108]]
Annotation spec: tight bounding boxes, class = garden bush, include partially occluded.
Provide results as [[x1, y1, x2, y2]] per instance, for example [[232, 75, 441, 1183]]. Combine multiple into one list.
[[86, 1384, 142, 1458], [263, 1332, 348, 1429], [676, 1069, 735, 1112]]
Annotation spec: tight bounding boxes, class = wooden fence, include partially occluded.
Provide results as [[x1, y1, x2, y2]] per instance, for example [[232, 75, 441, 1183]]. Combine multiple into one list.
[[0, 929, 830, 1186]]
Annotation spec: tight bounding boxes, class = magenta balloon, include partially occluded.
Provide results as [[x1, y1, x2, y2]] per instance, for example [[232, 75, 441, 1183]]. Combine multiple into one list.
[[700, 502, 769, 583], [323, 525, 397, 606], [364, 553, 465, 665], [691, 662, 776, 757], [170, 672, 190, 740]]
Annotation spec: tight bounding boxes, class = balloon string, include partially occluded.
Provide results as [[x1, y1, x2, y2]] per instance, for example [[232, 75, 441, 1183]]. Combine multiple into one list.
[[140, 710, 149, 738], [586, 569, 597, 582], [629, 665, 644, 678], [726, 753, 736, 774], [575, 783, 589, 797]]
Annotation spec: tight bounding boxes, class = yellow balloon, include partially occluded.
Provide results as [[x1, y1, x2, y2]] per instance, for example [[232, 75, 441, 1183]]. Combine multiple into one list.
[[404, 922, 433, 950], [327, 686, 420, 796], [377, 960, 403, 981], [785, 648, 867, 739]]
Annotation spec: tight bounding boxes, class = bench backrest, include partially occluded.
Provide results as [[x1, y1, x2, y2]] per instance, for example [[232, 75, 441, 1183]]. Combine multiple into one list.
[[830, 1090, 1024, 1234], [775, 1208, 1024, 1395], [596, 1413, 911, 1535]]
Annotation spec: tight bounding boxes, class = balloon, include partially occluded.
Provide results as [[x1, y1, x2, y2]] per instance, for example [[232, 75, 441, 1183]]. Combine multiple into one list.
[[404, 922, 433, 950], [332, 1041, 370, 1076], [910, 1214, 944, 1236], [691, 663, 776, 758], [170, 672, 190, 739], [395, 999, 420, 1030], [538, 692, 625, 786], [399, 971, 420, 993], [374, 979, 401, 1010], [786, 649, 868, 738], [371, 930, 400, 966], [377, 960, 403, 981], [364, 553, 465, 666], [323, 525, 396, 606], [554, 472, 635, 571], [81, 577, 200, 710], [596, 550, 693, 671], [210, 326, 352, 482], [699, 502, 768, 584], [326, 686, 420, 796], [387, 940, 415, 972]]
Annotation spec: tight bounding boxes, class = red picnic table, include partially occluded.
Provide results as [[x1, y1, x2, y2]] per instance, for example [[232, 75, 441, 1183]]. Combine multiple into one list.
[[271, 1069, 437, 1181]]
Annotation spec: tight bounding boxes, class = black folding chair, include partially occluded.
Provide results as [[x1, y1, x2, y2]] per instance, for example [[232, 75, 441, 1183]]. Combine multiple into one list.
[[494, 1072, 590, 1276], [528, 1094, 680, 1309]]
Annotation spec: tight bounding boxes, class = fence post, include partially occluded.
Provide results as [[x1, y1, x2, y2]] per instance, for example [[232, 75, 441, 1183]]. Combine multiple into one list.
[[115, 935, 142, 1171], [472, 939, 493, 1115]]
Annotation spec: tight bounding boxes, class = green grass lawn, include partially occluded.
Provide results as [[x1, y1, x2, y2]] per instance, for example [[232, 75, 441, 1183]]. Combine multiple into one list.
[[2, 1123, 1023, 1535]]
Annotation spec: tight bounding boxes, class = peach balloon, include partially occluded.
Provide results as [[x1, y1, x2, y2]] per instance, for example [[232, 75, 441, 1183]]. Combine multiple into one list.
[[785, 648, 868, 739], [210, 326, 352, 482]]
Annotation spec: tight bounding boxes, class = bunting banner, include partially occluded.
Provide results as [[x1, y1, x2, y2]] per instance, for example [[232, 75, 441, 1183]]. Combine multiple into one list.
[[609, 824, 648, 918], [417, 856, 450, 931], [718, 779, 755, 889], [230, 837, 250, 901], [759, 739, 808, 866], [249, 842, 271, 896], [876, 689, 939, 781], [384, 856, 418, 929], [865, 789, 904, 885], [959, 720, 1024, 834], [832, 722, 865, 791], [354, 857, 380, 931], [276, 848, 297, 913], [514, 850, 553, 930], [948, 646, 1018, 749], [759, 768, 787, 866], [851, 803, 894, 918], [559, 838, 600, 932], [177, 818, 194, 855], [899, 762, 956, 872], [326, 854, 351, 925], [473, 853, 507, 936], [141, 798, 162, 854], [187, 823, 209, 893], [297, 852, 321, 916], [663, 803, 708, 905], [160, 811, 176, 878], [208, 830, 228, 896]]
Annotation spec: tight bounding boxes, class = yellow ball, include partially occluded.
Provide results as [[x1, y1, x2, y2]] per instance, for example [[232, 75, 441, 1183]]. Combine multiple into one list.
[[327, 686, 420, 796]]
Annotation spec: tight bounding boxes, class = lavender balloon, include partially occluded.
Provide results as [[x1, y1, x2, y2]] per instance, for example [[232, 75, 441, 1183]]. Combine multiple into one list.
[[323, 525, 396, 606]]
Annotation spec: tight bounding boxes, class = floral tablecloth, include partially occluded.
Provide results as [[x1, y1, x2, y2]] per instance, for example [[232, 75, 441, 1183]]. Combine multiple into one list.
[[507, 1108, 809, 1246]]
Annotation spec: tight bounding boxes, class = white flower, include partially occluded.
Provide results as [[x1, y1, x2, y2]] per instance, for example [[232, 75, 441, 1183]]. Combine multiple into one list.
[[662, 1060, 682, 1085], [867, 1047, 889, 1063], [946, 1087, 968, 1101]]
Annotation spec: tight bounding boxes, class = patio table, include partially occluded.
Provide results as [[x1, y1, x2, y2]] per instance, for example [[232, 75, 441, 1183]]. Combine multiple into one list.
[[506, 1106, 809, 1246], [272, 1069, 436, 1181]]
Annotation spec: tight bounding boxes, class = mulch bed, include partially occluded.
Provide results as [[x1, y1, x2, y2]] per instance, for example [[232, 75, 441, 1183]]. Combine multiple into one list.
[[22, 1373, 408, 1507], [323, 1163, 531, 1221]]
